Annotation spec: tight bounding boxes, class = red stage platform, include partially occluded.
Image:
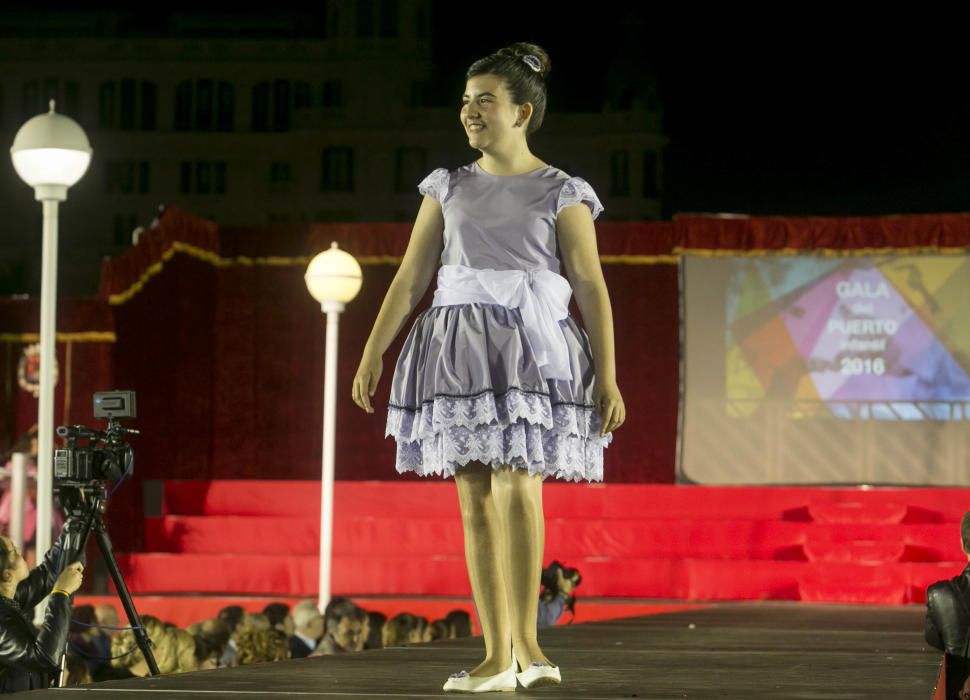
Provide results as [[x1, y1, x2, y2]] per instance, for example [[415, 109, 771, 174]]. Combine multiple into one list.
[[111, 481, 968, 610]]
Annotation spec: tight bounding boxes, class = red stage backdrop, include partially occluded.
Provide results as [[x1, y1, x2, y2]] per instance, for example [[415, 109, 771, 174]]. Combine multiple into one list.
[[7, 209, 970, 487]]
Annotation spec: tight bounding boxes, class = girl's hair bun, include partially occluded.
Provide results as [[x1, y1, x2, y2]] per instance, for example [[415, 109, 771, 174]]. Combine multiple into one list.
[[498, 42, 551, 80]]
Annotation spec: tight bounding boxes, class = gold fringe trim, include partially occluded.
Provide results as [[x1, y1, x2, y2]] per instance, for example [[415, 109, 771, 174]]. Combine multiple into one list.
[[674, 245, 970, 257], [106, 243, 683, 306], [0, 332, 116, 344]]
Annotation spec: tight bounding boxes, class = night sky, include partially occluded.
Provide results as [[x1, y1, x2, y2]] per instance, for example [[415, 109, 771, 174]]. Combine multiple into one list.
[[4, 4, 969, 219], [431, 7, 970, 219]]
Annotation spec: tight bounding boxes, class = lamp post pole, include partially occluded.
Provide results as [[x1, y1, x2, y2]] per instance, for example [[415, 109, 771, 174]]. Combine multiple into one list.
[[10, 100, 91, 566], [304, 242, 362, 613], [318, 299, 344, 611], [35, 194, 64, 563]]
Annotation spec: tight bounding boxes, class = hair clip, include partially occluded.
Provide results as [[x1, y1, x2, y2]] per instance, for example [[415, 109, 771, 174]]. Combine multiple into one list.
[[522, 55, 542, 73]]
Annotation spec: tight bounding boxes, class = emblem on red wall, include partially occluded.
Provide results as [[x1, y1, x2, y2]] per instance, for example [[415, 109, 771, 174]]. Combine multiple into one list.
[[17, 343, 59, 398]]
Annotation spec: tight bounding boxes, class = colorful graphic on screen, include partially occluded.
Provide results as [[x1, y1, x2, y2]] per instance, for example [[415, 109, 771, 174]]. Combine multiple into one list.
[[725, 257, 970, 419]]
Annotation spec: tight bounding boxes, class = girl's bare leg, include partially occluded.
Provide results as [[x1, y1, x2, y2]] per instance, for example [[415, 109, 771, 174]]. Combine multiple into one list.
[[491, 465, 553, 669], [453, 462, 513, 677]]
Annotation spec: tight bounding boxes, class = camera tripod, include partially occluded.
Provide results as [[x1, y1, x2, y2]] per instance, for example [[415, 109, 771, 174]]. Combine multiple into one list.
[[59, 481, 159, 676]]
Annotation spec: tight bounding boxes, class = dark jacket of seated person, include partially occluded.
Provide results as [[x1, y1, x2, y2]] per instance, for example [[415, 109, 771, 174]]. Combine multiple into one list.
[[0, 524, 84, 693], [926, 565, 970, 655]]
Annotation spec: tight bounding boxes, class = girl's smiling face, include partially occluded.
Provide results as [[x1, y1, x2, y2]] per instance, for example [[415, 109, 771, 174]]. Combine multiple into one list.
[[461, 74, 529, 150]]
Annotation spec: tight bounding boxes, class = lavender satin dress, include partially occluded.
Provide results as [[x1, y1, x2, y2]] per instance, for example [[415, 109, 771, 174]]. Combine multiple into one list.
[[384, 162, 612, 483]]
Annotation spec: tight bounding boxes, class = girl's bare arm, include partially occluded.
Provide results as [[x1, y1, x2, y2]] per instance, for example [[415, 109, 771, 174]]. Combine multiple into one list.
[[556, 203, 625, 434], [363, 196, 444, 357], [556, 204, 616, 384], [353, 196, 444, 412]]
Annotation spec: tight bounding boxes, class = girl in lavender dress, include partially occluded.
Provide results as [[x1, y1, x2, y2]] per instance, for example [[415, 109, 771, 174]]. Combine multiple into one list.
[[352, 42, 625, 693]]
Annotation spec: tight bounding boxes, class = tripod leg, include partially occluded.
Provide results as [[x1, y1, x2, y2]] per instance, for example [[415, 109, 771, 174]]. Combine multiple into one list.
[[91, 520, 160, 676]]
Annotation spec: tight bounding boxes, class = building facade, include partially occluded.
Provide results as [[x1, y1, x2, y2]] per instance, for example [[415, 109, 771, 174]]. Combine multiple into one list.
[[0, 3, 665, 295]]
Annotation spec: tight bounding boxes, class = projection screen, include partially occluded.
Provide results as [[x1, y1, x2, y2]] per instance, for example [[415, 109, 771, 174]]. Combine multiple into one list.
[[680, 255, 970, 485]]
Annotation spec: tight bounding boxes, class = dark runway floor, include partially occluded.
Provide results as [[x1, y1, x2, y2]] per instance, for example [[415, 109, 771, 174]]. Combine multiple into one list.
[[45, 603, 939, 699]]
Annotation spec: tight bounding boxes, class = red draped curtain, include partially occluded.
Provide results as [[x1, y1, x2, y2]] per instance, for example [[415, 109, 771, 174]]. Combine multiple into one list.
[[5, 207, 970, 548]]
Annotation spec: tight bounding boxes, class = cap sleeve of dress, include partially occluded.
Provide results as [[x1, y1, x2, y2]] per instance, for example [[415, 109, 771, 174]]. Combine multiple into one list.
[[556, 176, 604, 220], [417, 167, 450, 203]]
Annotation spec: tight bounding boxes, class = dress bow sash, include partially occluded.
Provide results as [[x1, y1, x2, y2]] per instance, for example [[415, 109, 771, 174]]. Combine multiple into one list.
[[432, 264, 573, 381]]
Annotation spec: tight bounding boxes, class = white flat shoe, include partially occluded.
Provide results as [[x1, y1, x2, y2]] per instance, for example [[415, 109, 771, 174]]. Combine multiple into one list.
[[512, 645, 562, 689], [515, 661, 562, 688], [443, 660, 516, 693]]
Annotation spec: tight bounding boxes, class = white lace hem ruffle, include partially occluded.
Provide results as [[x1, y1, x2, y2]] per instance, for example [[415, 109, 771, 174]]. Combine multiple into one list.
[[385, 388, 611, 483]]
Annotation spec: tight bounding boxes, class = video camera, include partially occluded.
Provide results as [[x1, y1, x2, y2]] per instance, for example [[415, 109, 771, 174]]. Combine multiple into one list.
[[54, 390, 138, 484]]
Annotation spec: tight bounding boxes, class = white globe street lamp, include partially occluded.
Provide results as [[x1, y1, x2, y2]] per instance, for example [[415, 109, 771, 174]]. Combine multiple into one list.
[[10, 100, 92, 568], [304, 242, 362, 611]]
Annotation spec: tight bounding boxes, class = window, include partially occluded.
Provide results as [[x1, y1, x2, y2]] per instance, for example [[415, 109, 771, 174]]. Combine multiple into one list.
[[294, 82, 311, 111], [196, 79, 213, 131], [141, 82, 157, 130], [357, 0, 375, 37], [643, 151, 660, 198], [105, 160, 149, 194], [416, 7, 428, 40], [379, 0, 398, 37], [610, 150, 630, 196], [322, 80, 343, 108], [99, 83, 115, 129], [394, 147, 427, 193], [64, 81, 80, 118], [321, 147, 354, 192], [272, 80, 290, 131], [175, 81, 193, 131], [22, 81, 39, 121], [217, 82, 234, 131], [119, 78, 137, 130], [251, 82, 270, 131], [270, 161, 293, 184], [214, 162, 227, 194], [138, 161, 151, 194], [180, 161, 225, 194], [180, 162, 192, 194], [196, 162, 212, 194]]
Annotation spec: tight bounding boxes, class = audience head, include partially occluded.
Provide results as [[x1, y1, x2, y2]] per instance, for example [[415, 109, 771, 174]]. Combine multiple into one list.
[[262, 602, 294, 637], [382, 612, 417, 648], [293, 603, 325, 641], [365, 611, 386, 650], [430, 618, 452, 641], [0, 536, 29, 591], [324, 597, 366, 652], [217, 605, 246, 636], [445, 609, 472, 638], [407, 615, 431, 644], [235, 626, 289, 665], [242, 612, 270, 631], [70, 604, 96, 637], [95, 604, 121, 635], [111, 616, 167, 675], [193, 618, 230, 670]]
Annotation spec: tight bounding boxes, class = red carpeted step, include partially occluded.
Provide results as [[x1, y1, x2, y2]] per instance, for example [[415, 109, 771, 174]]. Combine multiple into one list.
[[134, 481, 970, 605], [116, 551, 958, 604], [143, 513, 966, 564], [161, 481, 970, 521]]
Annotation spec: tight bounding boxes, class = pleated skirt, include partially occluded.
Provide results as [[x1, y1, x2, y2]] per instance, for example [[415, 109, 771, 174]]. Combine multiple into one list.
[[385, 303, 611, 482]]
